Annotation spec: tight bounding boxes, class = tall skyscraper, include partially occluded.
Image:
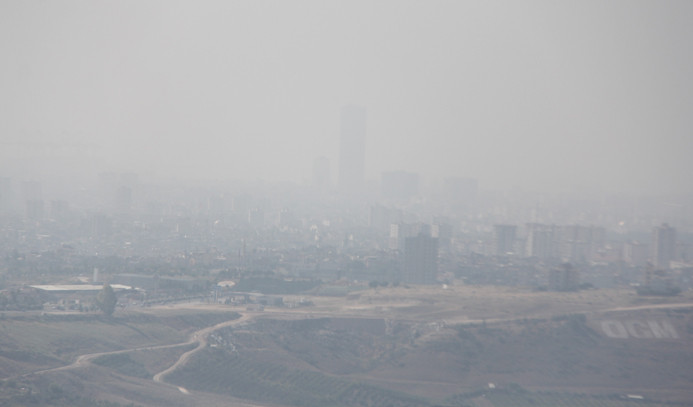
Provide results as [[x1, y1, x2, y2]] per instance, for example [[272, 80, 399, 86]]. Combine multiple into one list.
[[403, 232, 439, 284], [652, 223, 676, 269], [338, 105, 366, 194], [494, 224, 517, 256], [390, 222, 430, 251], [525, 223, 557, 259]]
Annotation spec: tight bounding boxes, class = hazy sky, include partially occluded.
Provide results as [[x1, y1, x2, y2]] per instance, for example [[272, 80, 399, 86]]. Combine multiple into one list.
[[1, 1, 692, 194]]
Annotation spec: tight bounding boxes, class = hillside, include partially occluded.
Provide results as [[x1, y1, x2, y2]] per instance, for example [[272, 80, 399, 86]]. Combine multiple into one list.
[[1, 286, 692, 407], [167, 308, 693, 406]]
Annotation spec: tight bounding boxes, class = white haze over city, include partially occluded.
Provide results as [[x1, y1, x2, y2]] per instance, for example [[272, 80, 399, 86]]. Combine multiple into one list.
[[1, 1, 692, 195]]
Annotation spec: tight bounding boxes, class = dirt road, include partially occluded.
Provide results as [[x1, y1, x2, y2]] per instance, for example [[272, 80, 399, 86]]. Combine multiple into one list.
[[152, 313, 253, 392], [18, 312, 253, 388], [25, 339, 194, 377]]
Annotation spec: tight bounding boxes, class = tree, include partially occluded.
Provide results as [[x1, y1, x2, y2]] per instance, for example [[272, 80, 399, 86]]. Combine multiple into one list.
[[96, 283, 117, 317]]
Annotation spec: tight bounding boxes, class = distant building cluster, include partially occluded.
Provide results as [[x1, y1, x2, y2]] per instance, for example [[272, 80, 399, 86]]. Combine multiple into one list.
[[1, 107, 692, 311]]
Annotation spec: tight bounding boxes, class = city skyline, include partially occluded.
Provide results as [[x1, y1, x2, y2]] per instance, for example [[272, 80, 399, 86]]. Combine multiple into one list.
[[2, 3, 693, 405]]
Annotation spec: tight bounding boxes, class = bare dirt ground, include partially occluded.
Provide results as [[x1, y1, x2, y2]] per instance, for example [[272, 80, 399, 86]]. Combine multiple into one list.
[[146, 284, 693, 324]]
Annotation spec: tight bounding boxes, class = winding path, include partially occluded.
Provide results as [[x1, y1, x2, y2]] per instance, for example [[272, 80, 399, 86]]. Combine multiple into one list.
[[24, 339, 195, 376], [152, 313, 252, 394], [17, 312, 254, 397]]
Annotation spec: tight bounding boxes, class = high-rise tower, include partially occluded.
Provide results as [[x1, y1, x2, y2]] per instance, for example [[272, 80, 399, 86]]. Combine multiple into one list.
[[652, 223, 676, 269], [403, 232, 439, 284], [525, 223, 556, 259], [338, 105, 366, 195], [494, 224, 517, 256]]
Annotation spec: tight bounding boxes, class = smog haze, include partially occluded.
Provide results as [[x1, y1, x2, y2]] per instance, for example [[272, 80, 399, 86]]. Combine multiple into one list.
[[2, 1, 692, 195]]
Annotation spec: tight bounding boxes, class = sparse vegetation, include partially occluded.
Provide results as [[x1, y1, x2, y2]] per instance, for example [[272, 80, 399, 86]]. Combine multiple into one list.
[[0, 378, 142, 407], [168, 347, 429, 407], [92, 353, 151, 378], [445, 386, 687, 407], [0, 287, 690, 407]]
